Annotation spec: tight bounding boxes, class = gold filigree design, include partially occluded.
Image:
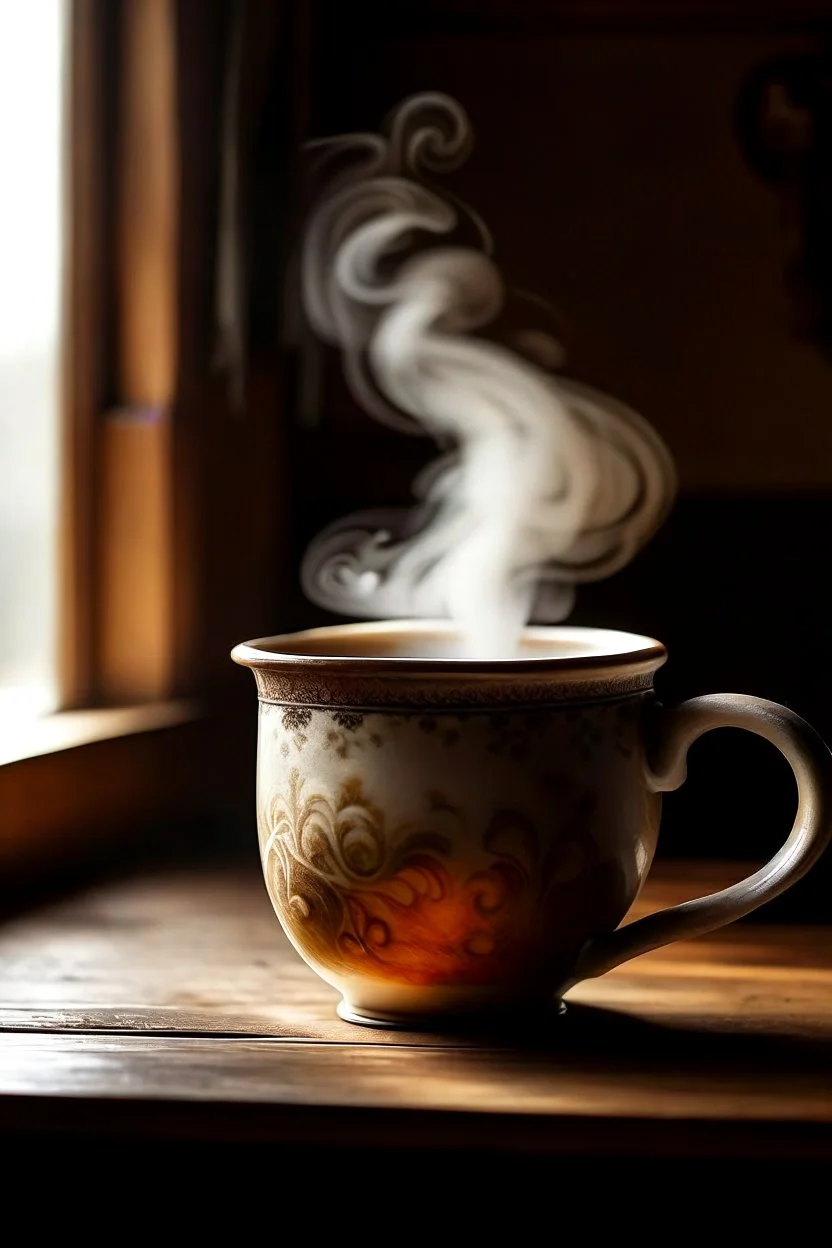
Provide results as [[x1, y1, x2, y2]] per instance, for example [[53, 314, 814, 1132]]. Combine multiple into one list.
[[260, 770, 626, 987], [261, 770, 454, 977]]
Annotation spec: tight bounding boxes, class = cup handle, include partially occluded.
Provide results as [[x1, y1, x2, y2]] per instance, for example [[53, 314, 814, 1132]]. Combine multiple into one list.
[[572, 693, 832, 983]]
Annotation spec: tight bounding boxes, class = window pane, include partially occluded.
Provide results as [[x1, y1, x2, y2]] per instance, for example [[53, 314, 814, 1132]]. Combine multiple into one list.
[[0, 2, 66, 719]]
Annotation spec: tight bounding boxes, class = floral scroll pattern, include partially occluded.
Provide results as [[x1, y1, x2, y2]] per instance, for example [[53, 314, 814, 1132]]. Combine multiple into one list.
[[265, 696, 647, 762], [260, 769, 623, 986]]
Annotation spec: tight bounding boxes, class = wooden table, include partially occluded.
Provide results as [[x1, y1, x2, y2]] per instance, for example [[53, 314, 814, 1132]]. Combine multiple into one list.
[[1, 855, 830, 1195]]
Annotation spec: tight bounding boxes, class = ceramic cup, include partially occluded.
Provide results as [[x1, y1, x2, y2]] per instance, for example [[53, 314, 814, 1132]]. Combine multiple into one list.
[[231, 620, 832, 1028]]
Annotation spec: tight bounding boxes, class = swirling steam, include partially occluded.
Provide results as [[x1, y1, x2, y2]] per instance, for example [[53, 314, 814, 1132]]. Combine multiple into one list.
[[299, 93, 677, 657]]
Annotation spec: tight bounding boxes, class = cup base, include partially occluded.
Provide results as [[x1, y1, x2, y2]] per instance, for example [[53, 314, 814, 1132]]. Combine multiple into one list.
[[336, 996, 569, 1032]]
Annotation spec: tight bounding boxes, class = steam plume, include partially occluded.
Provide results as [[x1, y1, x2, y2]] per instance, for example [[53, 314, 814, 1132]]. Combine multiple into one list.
[[299, 93, 676, 657]]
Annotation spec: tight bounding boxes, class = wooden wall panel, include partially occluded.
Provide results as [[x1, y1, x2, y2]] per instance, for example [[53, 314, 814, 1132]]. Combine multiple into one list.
[[366, 2, 832, 29], [303, 28, 832, 493]]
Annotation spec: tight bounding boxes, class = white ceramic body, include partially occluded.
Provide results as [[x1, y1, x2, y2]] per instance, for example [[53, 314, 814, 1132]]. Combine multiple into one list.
[[256, 695, 659, 1024]]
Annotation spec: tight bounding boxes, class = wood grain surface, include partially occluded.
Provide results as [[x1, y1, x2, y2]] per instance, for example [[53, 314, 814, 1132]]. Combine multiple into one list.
[[1, 858, 830, 1157]]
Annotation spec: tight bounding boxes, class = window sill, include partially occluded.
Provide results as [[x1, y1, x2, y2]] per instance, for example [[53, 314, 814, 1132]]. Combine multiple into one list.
[[0, 698, 212, 883], [0, 700, 200, 769]]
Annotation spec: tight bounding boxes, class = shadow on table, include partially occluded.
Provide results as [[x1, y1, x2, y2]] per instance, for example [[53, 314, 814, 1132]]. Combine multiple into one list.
[[389, 994, 832, 1077]]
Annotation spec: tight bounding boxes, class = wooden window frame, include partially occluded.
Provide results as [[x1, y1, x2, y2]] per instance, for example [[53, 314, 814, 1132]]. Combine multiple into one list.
[[0, 0, 299, 885]]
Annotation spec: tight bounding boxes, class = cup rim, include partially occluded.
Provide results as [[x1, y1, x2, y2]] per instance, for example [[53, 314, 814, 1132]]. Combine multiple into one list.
[[230, 618, 667, 678]]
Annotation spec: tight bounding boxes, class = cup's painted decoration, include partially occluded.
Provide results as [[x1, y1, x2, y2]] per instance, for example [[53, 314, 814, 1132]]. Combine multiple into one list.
[[260, 766, 623, 987], [256, 699, 650, 1002], [234, 622, 832, 1027]]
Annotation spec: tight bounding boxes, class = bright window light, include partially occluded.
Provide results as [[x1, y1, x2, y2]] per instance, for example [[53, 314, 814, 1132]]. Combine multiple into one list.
[[0, 2, 67, 721]]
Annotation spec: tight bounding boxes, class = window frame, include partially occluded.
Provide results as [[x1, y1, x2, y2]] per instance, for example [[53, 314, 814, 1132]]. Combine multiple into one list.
[[0, 0, 301, 884]]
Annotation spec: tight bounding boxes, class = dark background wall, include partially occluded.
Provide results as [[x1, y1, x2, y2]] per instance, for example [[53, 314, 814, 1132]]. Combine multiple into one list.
[[242, 3, 832, 919]]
